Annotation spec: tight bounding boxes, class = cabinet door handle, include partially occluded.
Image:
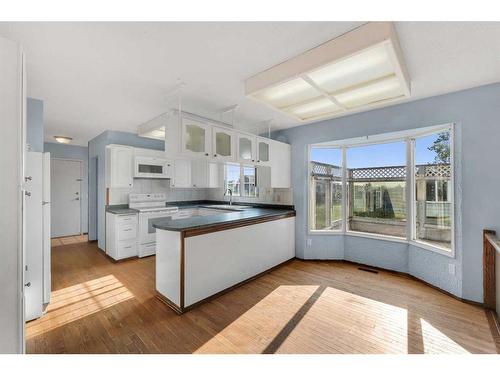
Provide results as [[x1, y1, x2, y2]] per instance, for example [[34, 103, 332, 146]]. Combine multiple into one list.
[[214, 154, 217, 157], [205, 153, 209, 156], [24, 176, 32, 182], [25, 191, 31, 197], [123, 228, 132, 231], [124, 246, 132, 249], [25, 282, 31, 287]]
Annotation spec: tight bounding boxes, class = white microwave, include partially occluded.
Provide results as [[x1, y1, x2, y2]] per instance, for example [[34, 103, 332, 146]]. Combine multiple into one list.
[[134, 156, 171, 179]]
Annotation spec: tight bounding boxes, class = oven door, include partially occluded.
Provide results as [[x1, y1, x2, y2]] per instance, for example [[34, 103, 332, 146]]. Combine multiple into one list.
[[138, 211, 175, 244]]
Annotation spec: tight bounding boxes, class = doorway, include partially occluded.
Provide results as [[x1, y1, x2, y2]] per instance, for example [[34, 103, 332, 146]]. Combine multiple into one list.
[[51, 159, 82, 237]]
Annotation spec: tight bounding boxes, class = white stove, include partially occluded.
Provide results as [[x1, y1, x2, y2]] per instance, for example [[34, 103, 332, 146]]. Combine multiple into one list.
[[129, 193, 178, 257]]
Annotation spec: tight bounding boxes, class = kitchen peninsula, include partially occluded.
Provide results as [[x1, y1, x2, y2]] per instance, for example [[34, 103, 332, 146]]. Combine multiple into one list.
[[153, 205, 295, 313]]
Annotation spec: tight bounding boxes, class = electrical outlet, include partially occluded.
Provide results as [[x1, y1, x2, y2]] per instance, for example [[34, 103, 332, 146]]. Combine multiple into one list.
[[307, 238, 312, 246], [448, 263, 455, 275]]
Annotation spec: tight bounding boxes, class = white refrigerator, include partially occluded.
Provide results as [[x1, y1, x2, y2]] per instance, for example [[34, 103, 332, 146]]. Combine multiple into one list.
[[24, 151, 51, 321]]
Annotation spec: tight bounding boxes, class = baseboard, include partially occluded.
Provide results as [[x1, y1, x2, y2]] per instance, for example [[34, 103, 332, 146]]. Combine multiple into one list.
[[295, 257, 483, 307]]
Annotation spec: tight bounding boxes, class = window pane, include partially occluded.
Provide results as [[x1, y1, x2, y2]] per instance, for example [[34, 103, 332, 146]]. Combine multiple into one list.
[[414, 131, 452, 250], [347, 141, 406, 238], [310, 147, 342, 230], [242, 165, 257, 197], [225, 164, 240, 196]]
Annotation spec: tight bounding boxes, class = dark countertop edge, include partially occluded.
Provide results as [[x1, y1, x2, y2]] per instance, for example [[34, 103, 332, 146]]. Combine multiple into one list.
[[154, 209, 296, 234], [166, 200, 294, 210], [107, 200, 295, 212]]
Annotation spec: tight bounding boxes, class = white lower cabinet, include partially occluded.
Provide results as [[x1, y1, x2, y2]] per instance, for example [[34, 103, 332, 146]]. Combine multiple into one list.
[[106, 212, 138, 260]]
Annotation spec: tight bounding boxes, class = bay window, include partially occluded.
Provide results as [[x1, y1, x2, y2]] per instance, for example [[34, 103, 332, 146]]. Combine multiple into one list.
[[309, 124, 454, 254]]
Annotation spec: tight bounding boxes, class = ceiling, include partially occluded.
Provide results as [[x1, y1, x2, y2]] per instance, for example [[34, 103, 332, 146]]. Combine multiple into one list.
[[0, 22, 499, 146]]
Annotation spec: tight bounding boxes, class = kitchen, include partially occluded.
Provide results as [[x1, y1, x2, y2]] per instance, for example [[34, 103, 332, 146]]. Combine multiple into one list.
[[1, 13, 500, 363]]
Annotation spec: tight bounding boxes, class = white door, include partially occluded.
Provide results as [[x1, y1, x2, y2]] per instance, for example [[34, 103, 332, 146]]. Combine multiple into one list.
[[51, 159, 82, 237], [25, 152, 43, 321]]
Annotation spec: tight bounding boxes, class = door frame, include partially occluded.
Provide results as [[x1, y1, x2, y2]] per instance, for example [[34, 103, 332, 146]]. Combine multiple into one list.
[[51, 157, 83, 236]]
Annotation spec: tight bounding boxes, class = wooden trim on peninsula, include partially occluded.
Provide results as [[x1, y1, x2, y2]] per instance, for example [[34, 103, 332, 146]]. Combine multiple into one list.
[[182, 211, 296, 238], [483, 229, 497, 311]]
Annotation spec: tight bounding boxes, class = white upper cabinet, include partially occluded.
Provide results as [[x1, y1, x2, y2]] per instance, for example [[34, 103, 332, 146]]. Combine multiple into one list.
[[257, 138, 271, 166], [237, 133, 257, 163], [106, 145, 134, 188], [171, 158, 192, 188], [191, 160, 220, 188], [269, 140, 291, 188], [212, 126, 235, 161], [181, 117, 211, 158]]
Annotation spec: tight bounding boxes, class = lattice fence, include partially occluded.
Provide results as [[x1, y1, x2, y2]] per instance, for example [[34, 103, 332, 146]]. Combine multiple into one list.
[[311, 161, 451, 182], [418, 164, 451, 178], [349, 166, 406, 181], [311, 162, 342, 180]]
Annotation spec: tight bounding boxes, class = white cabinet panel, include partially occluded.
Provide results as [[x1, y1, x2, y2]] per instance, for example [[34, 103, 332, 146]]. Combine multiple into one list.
[[181, 118, 211, 158], [237, 133, 257, 163], [212, 126, 235, 161], [106, 212, 138, 260], [257, 138, 271, 166], [270, 140, 291, 188], [191, 160, 220, 188], [106, 145, 134, 188], [172, 159, 192, 188]]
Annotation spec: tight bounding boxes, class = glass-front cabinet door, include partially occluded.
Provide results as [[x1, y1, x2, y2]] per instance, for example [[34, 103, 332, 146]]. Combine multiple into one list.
[[257, 138, 271, 166], [212, 126, 235, 161], [181, 118, 211, 158], [237, 133, 256, 163]]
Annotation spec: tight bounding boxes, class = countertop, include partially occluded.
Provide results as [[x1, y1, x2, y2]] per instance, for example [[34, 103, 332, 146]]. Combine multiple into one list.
[[152, 207, 295, 232], [106, 205, 138, 215]]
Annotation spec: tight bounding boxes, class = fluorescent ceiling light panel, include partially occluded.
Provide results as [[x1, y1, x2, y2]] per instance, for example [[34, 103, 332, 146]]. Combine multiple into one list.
[[306, 44, 394, 94], [245, 22, 410, 122], [334, 75, 404, 108], [285, 97, 341, 120], [253, 77, 321, 108]]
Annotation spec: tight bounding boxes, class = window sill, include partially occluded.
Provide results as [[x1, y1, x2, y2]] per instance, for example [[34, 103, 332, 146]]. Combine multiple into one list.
[[409, 240, 454, 258], [345, 231, 408, 244], [308, 230, 343, 236], [307, 230, 455, 257]]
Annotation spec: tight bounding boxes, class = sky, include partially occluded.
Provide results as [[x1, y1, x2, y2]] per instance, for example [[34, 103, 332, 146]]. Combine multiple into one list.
[[311, 133, 443, 168]]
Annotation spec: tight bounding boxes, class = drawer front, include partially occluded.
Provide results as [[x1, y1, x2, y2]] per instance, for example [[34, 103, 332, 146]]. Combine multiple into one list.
[[118, 223, 137, 241], [117, 240, 137, 259], [117, 214, 137, 226]]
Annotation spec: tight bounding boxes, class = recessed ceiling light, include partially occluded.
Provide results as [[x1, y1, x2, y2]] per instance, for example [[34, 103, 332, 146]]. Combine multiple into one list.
[[245, 22, 410, 122], [54, 136, 73, 144]]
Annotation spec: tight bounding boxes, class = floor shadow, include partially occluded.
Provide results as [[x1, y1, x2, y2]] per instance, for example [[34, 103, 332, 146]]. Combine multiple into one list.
[[262, 285, 326, 354]]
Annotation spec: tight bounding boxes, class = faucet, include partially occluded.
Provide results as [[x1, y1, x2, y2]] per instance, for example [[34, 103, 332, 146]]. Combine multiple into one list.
[[226, 188, 233, 205]]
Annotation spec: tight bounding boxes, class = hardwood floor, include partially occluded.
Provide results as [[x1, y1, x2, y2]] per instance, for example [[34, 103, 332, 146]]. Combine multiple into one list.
[[26, 241, 498, 354], [51, 234, 88, 247]]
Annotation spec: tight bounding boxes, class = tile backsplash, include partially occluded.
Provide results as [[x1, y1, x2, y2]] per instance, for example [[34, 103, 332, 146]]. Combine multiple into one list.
[[108, 178, 293, 206]]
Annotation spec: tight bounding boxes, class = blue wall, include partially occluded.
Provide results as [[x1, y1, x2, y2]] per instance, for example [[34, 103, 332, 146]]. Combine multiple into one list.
[[44, 142, 89, 234], [274, 82, 500, 303], [88, 130, 164, 248], [27, 98, 44, 152]]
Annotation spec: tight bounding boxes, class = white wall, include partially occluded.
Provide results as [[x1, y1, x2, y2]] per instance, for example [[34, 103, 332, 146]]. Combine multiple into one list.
[[0, 36, 23, 353]]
